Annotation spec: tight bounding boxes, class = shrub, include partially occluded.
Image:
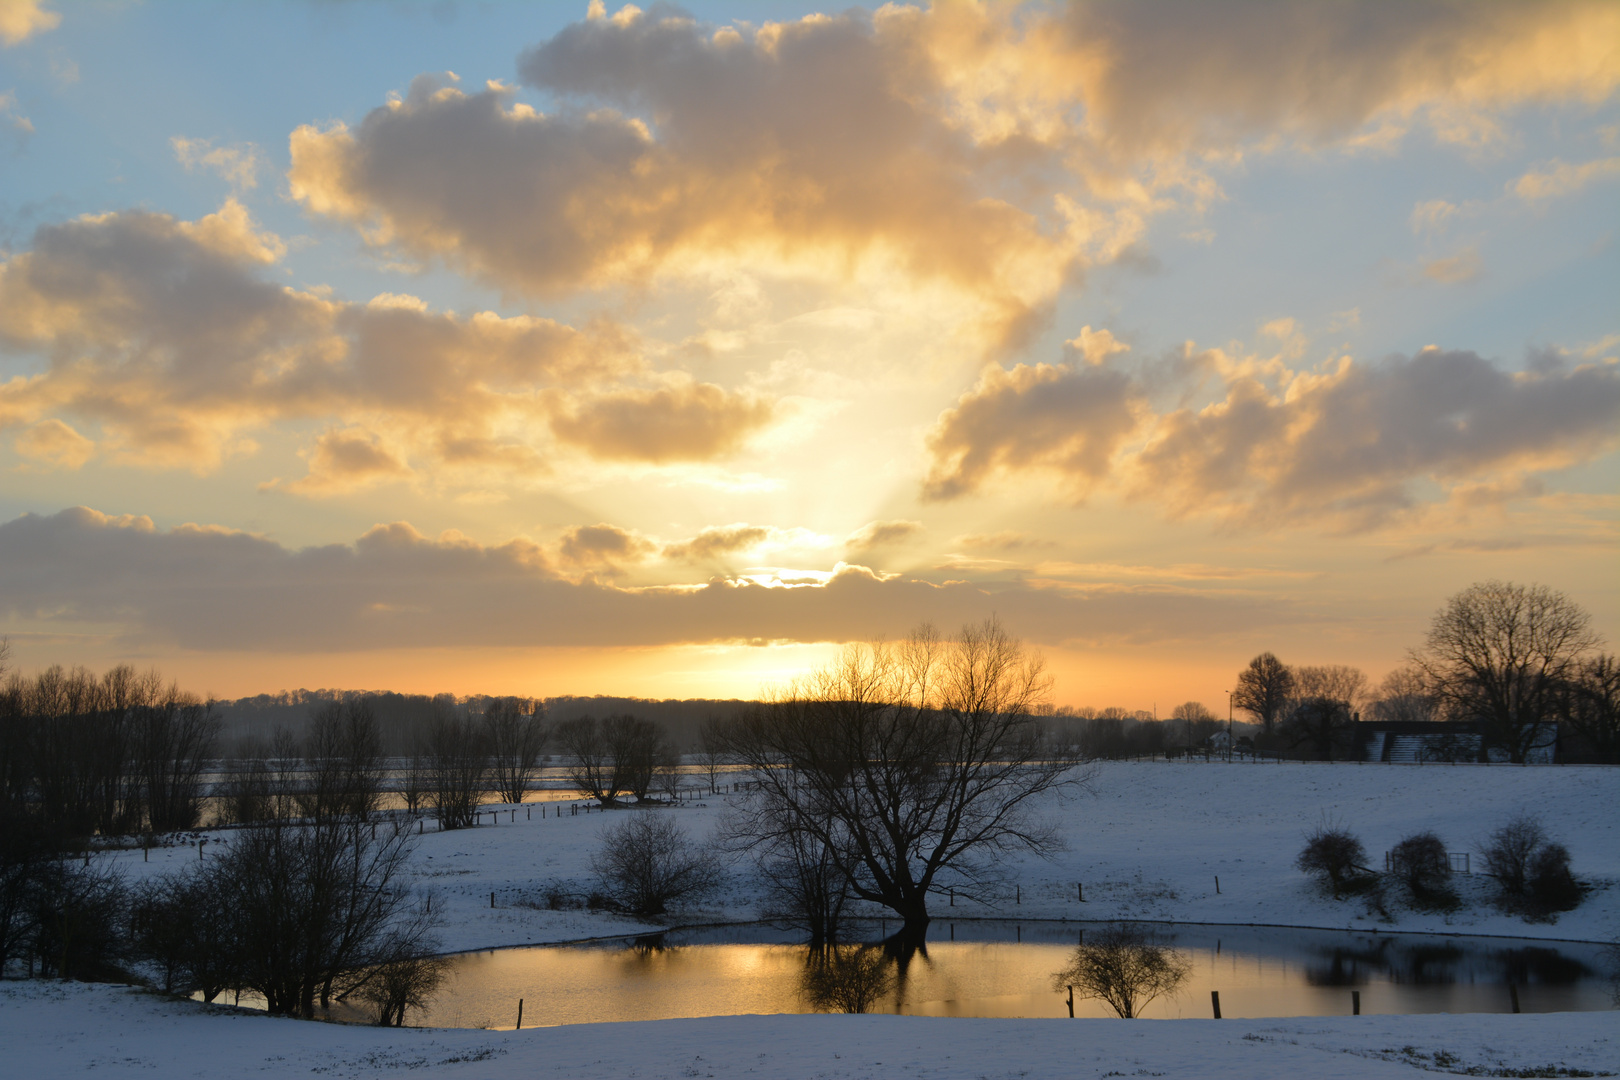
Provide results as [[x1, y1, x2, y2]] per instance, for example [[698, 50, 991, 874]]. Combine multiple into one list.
[[1480, 815, 1546, 896], [1050, 924, 1191, 1019], [1480, 815, 1582, 918], [1389, 831, 1454, 907], [1528, 843, 1580, 913], [1297, 822, 1369, 896], [591, 812, 720, 917], [800, 945, 895, 1013]]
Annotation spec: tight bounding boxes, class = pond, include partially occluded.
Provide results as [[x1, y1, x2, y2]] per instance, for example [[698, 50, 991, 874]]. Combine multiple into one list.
[[413, 921, 1618, 1028]]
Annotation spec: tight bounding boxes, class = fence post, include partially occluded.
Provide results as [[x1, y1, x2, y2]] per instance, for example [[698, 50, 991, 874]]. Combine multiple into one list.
[[516, 998, 523, 1030], [1509, 983, 1521, 1013], [1078, 882, 1084, 902], [1016, 884, 1020, 905], [1211, 991, 1221, 1019], [1352, 990, 1360, 1015], [1067, 986, 1074, 1018], [1215, 876, 1220, 894], [490, 891, 495, 909]]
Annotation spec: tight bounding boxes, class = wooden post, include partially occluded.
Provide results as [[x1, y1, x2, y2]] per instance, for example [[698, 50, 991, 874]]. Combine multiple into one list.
[[418, 819, 423, 834], [1016, 884, 1020, 905], [949, 888, 954, 907], [199, 839, 206, 860], [1215, 875, 1220, 894], [1352, 990, 1360, 1015], [490, 891, 495, 909], [1509, 983, 1520, 1013], [516, 998, 523, 1030], [1078, 882, 1083, 902], [1066, 986, 1074, 1018], [1211, 991, 1222, 1019]]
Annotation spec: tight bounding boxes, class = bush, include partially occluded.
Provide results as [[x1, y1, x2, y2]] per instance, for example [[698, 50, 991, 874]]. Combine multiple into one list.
[[1297, 822, 1369, 896], [1528, 843, 1580, 913], [1480, 815, 1545, 896], [1389, 831, 1454, 907], [1050, 924, 1191, 1019], [800, 945, 895, 1013], [1480, 815, 1582, 918], [591, 813, 720, 917]]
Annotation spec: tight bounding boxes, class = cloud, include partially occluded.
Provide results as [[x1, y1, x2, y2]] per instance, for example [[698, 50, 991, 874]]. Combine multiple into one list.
[[556, 522, 656, 572], [0, 1, 58, 47], [661, 523, 770, 564], [923, 362, 1143, 501], [546, 378, 775, 463], [0, 506, 1302, 653], [13, 417, 92, 469], [0, 89, 32, 137], [844, 519, 923, 554], [1410, 199, 1458, 234], [281, 429, 411, 495], [172, 137, 263, 191], [1131, 347, 1620, 528], [922, 340, 1620, 531], [280, 4, 1618, 355], [1512, 156, 1620, 202], [1422, 247, 1482, 284], [0, 203, 773, 483]]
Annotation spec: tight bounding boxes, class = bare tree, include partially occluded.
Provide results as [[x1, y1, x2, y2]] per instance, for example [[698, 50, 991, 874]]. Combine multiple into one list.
[[750, 821, 849, 945], [591, 813, 720, 916], [556, 714, 668, 805], [484, 697, 547, 805], [426, 702, 490, 829], [1168, 701, 1220, 749], [720, 618, 1087, 937], [1411, 581, 1601, 763], [300, 699, 386, 824], [204, 815, 436, 1017], [1233, 653, 1294, 738], [1051, 924, 1191, 1019]]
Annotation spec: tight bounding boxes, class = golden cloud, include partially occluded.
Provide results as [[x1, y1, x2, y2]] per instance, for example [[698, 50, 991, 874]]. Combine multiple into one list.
[[0, 0, 58, 47], [277, 4, 1616, 364], [923, 361, 1143, 501], [0, 204, 768, 486]]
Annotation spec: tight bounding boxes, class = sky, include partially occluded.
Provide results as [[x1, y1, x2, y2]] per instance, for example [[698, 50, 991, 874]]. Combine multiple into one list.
[[0, 0, 1616, 712]]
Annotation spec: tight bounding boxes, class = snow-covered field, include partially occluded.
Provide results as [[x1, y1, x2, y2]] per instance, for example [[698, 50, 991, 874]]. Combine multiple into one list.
[[4, 979, 1618, 1079], [4, 760, 1616, 1078]]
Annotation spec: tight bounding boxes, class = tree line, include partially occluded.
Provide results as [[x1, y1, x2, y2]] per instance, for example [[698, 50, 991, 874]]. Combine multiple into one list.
[[1231, 581, 1618, 763]]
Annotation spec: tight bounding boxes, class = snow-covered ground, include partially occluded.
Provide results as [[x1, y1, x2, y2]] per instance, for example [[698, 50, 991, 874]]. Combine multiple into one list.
[[7, 760, 1617, 1078], [101, 759, 1620, 951], [3, 980, 1617, 1079]]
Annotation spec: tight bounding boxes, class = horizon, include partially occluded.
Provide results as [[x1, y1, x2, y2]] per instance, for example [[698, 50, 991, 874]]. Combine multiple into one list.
[[1, 1, 1616, 716]]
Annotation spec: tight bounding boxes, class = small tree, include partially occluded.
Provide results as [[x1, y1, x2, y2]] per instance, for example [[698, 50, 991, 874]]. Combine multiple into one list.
[[1051, 924, 1190, 1019], [591, 813, 720, 917], [695, 716, 730, 794], [1297, 821, 1369, 897], [801, 945, 894, 1013], [354, 954, 449, 1027]]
